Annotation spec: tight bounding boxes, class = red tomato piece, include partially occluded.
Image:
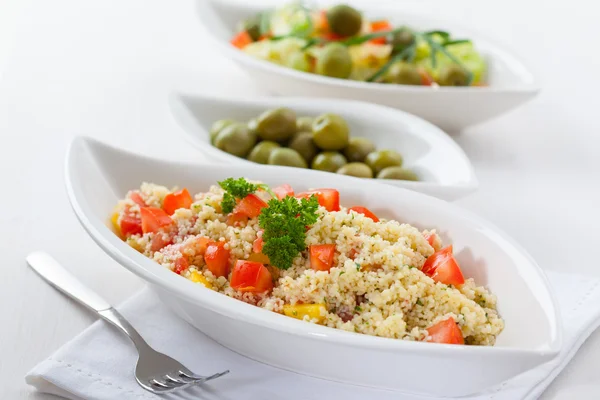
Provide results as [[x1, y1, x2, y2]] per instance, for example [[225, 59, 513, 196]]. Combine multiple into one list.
[[230, 260, 273, 293], [310, 244, 336, 272], [322, 32, 345, 41], [129, 191, 147, 207], [140, 207, 174, 234], [422, 246, 465, 286], [230, 30, 253, 49], [273, 184, 295, 200], [253, 232, 264, 253], [163, 188, 193, 215], [296, 189, 340, 212], [173, 257, 189, 275], [426, 318, 464, 344], [423, 232, 436, 247], [204, 241, 230, 278], [119, 214, 142, 236], [348, 206, 379, 222], [232, 193, 268, 219], [369, 20, 392, 44], [315, 9, 329, 32], [418, 68, 435, 86], [151, 232, 172, 252]]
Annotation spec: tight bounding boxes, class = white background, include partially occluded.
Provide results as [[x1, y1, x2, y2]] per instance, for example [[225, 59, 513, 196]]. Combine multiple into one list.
[[0, 0, 598, 399]]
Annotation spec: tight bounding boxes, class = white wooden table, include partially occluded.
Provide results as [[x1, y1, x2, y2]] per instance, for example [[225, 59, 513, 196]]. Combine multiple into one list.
[[0, 0, 598, 398]]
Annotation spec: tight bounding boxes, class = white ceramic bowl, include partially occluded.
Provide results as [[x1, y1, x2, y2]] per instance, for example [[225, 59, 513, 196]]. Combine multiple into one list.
[[196, 0, 539, 131], [169, 93, 478, 201], [65, 137, 561, 397]]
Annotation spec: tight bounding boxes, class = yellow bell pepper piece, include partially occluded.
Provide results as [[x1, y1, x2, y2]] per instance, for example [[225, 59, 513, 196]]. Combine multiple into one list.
[[247, 252, 270, 264], [111, 211, 122, 238], [283, 304, 326, 323], [190, 271, 213, 290]]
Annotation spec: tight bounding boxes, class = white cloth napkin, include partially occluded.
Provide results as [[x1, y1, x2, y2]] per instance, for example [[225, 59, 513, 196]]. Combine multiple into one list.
[[26, 271, 600, 400]]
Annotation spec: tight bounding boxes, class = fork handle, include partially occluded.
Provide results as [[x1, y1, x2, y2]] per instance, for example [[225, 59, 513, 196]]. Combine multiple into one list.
[[27, 252, 150, 351]]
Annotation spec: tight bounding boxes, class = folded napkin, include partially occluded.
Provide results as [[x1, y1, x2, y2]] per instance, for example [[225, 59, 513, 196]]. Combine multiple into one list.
[[27, 271, 600, 400]]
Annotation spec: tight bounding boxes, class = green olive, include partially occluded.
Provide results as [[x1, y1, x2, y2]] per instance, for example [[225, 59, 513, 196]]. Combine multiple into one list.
[[288, 132, 318, 163], [312, 113, 350, 150], [385, 62, 422, 85], [343, 137, 376, 162], [315, 43, 352, 79], [311, 151, 347, 172], [389, 29, 415, 53], [326, 5, 362, 37], [247, 141, 280, 164], [296, 116, 314, 132], [214, 123, 257, 157], [254, 108, 297, 141], [437, 64, 470, 86], [337, 162, 373, 178], [209, 119, 236, 144], [286, 51, 312, 72], [365, 150, 403, 174], [377, 166, 418, 181], [268, 148, 308, 168]]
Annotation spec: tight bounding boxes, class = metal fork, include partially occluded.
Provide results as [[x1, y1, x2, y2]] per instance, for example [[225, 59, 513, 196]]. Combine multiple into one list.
[[26, 251, 229, 394]]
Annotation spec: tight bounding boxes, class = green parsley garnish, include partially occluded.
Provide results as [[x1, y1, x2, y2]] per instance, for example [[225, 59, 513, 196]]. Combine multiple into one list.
[[218, 177, 275, 213], [258, 195, 319, 270], [416, 299, 424, 306]]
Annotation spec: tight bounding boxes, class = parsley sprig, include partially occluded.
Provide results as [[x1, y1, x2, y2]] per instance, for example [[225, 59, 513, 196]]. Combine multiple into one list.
[[218, 177, 275, 213], [259, 195, 319, 270]]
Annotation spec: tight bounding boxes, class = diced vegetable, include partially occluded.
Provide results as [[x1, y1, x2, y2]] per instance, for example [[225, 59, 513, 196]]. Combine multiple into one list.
[[232, 193, 268, 218], [173, 257, 189, 275], [151, 232, 172, 252], [120, 214, 142, 237], [190, 270, 213, 289], [230, 30, 253, 49], [248, 252, 270, 265], [273, 184, 295, 200], [163, 188, 193, 215], [253, 232, 264, 253], [422, 245, 465, 286], [230, 260, 273, 293], [140, 207, 174, 234], [204, 241, 230, 278], [348, 206, 379, 222], [129, 191, 147, 207], [369, 20, 392, 44], [310, 244, 336, 272], [283, 303, 326, 322], [111, 212, 121, 237], [426, 318, 464, 344], [296, 188, 340, 211]]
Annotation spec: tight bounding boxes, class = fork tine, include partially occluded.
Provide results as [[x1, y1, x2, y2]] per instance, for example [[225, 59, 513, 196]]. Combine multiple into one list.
[[179, 369, 230, 382], [150, 379, 172, 389], [165, 374, 190, 385]]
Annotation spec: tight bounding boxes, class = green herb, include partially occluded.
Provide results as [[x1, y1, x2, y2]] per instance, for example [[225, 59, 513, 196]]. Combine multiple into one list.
[[218, 177, 275, 213], [355, 306, 362, 312], [259, 11, 271, 37], [259, 195, 319, 269], [366, 44, 415, 82], [355, 263, 361, 271], [416, 299, 424, 306], [339, 271, 345, 276]]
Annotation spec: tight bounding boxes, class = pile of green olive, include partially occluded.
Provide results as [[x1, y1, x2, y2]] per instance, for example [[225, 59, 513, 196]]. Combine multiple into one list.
[[210, 108, 418, 181]]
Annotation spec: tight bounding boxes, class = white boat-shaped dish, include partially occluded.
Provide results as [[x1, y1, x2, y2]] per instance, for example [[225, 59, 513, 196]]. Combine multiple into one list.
[[65, 137, 561, 397], [169, 93, 478, 201], [196, 0, 540, 131]]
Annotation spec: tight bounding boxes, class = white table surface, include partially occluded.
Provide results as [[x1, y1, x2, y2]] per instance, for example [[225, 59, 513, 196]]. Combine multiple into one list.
[[0, 0, 598, 399]]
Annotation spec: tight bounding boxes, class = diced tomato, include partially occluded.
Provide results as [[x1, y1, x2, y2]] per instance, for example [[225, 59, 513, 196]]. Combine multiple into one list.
[[253, 233, 264, 253], [418, 68, 435, 86], [194, 236, 213, 255], [426, 318, 464, 345], [232, 193, 268, 219], [273, 184, 295, 200], [163, 188, 193, 215], [422, 245, 465, 286], [369, 20, 392, 44], [129, 192, 147, 207], [151, 233, 172, 252], [315, 9, 329, 32], [322, 32, 345, 41], [296, 189, 340, 212], [204, 241, 230, 278], [230, 260, 273, 293], [348, 206, 379, 222], [230, 30, 253, 49], [423, 232, 436, 247], [173, 257, 189, 275], [119, 214, 142, 236], [310, 244, 336, 272], [140, 207, 174, 234], [349, 248, 358, 260]]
